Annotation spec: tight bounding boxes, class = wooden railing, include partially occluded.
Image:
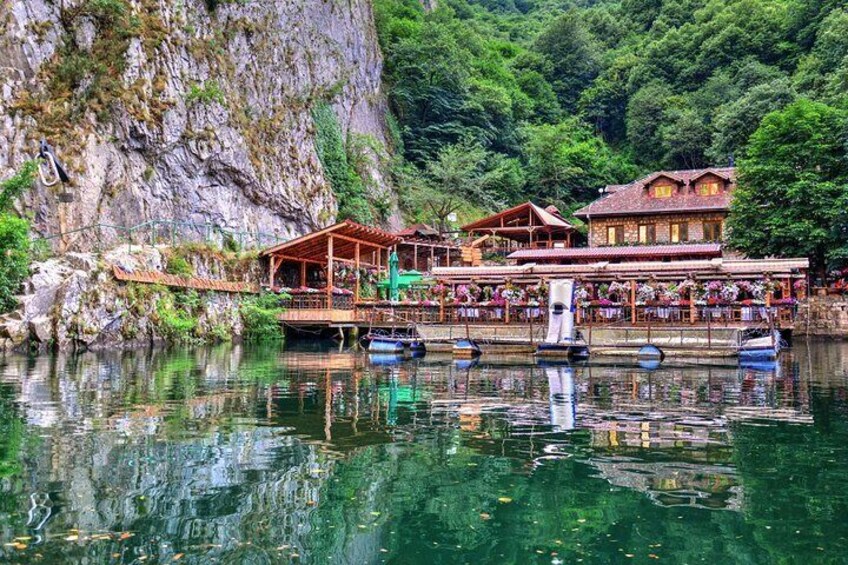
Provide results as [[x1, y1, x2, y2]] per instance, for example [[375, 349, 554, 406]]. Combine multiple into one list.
[[281, 294, 355, 310], [281, 297, 797, 328], [357, 303, 796, 327], [577, 304, 796, 327]]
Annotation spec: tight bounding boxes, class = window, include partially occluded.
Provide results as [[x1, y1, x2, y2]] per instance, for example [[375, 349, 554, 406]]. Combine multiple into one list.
[[698, 181, 720, 196], [704, 220, 723, 241], [638, 224, 656, 243], [607, 225, 624, 245], [653, 184, 674, 198], [670, 222, 688, 243]]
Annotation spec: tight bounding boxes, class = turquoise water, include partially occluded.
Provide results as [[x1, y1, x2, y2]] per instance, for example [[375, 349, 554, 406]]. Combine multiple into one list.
[[0, 342, 846, 564]]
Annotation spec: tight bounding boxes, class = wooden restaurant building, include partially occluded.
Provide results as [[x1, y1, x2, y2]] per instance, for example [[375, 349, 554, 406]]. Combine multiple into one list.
[[259, 171, 809, 334]]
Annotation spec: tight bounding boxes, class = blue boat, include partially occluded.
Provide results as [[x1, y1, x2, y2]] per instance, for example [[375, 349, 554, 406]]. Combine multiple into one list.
[[738, 331, 782, 361], [368, 337, 405, 353], [368, 353, 405, 366], [453, 339, 482, 358]]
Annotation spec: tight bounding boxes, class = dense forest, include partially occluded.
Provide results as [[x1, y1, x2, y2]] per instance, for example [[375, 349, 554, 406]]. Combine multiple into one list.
[[374, 0, 848, 269]]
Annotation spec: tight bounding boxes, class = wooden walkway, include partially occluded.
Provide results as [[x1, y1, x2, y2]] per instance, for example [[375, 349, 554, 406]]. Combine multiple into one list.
[[113, 266, 259, 294]]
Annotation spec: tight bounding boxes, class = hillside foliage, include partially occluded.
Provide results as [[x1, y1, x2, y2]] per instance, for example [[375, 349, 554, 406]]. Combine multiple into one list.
[[375, 0, 848, 234]]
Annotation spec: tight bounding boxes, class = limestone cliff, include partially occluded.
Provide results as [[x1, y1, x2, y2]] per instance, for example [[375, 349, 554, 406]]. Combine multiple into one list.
[[0, 0, 398, 250]]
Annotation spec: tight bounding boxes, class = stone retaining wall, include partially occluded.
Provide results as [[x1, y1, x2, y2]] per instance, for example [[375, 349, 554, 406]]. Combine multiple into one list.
[[795, 296, 848, 338]]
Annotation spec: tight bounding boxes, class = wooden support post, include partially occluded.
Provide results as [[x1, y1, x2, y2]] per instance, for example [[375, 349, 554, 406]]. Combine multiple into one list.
[[327, 235, 334, 305], [269, 256, 278, 289], [300, 261, 307, 288], [630, 280, 637, 324], [446, 247, 451, 266], [376, 248, 381, 272], [413, 244, 418, 272], [690, 294, 697, 325], [430, 245, 435, 270], [439, 289, 445, 323], [354, 242, 361, 303]]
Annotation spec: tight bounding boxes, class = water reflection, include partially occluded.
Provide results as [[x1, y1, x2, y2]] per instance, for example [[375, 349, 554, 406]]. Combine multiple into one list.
[[0, 342, 844, 563]]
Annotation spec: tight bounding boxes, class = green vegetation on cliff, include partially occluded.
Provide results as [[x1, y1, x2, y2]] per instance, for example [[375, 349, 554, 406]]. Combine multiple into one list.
[[0, 163, 37, 313], [376, 0, 848, 234]]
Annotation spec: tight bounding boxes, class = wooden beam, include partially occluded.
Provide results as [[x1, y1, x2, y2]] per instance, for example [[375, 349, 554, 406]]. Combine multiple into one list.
[[274, 254, 325, 265], [327, 235, 334, 302], [300, 261, 307, 287], [413, 243, 418, 272], [354, 242, 361, 303], [269, 256, 278, 288], [630, 280, 637, 324]]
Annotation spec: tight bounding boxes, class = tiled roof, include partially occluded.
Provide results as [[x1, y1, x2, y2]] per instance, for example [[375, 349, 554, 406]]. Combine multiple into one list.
[[396, 223, 440, 238], [508, 243, 722, 262], [462, 201, 574, 231], [575, 167, 736, 218]]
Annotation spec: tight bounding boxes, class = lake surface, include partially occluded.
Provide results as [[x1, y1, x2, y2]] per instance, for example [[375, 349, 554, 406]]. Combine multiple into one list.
[[0, 341, 846, 564]]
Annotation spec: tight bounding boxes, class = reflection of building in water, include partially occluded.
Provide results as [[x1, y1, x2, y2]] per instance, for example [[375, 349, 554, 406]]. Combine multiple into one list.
[[587, 458, 742, 511], [546, 366, 576, 432]]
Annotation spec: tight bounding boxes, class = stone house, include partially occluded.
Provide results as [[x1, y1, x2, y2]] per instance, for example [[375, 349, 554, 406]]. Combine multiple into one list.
[[574, 168, 735, 248]]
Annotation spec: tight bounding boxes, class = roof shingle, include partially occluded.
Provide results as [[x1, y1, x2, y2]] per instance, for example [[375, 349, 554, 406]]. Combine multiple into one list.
[[574, 167, 736, 219]]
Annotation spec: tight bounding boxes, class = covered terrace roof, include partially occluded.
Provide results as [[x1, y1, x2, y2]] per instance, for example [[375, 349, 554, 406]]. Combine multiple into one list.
[[260, 220, 400, 265], [461, 202, 575, 241], [508, 243, 722, 263]]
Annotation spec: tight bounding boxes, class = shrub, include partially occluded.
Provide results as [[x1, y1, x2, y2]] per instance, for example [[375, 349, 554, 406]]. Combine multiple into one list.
[[0, 161, 37, 211], [155, 296, 198, 343], [241, 292, 287, 341], [166, 255, 193, 277], [0, 215, 30, 314], [186, 81, 226, 106]]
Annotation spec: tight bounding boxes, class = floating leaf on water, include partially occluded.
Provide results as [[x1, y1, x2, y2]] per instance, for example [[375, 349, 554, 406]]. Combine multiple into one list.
[[173, 554, 184, 561], [577, 519, 586, 523], [370, 512, 381, 516], [14, 536, 32, 542], [65, 535, 79, 541], [480, 513, 491, 520], [649, 554, 659, 559], [497, 497, 512, 503], [12, 542, 27, 550], [625, 554, 635, 558], [119, 532, 134, 540], [380, 549, 388, 553]]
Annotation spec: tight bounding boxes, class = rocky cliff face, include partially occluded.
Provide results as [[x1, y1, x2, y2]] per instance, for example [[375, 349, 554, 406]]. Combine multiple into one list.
[[0, 0, 397, 250]]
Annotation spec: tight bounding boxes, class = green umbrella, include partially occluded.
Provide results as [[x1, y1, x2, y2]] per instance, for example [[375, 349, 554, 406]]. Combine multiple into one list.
[[389, 250, 400, 301]]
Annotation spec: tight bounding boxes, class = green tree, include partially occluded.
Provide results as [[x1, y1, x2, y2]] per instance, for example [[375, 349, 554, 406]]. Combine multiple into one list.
[[534, 10, 601, 112], [709, 78, 796, 162], [727, 99, 848, 279], [626, 82, 673, 166], [522, 120, 638, 206]]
